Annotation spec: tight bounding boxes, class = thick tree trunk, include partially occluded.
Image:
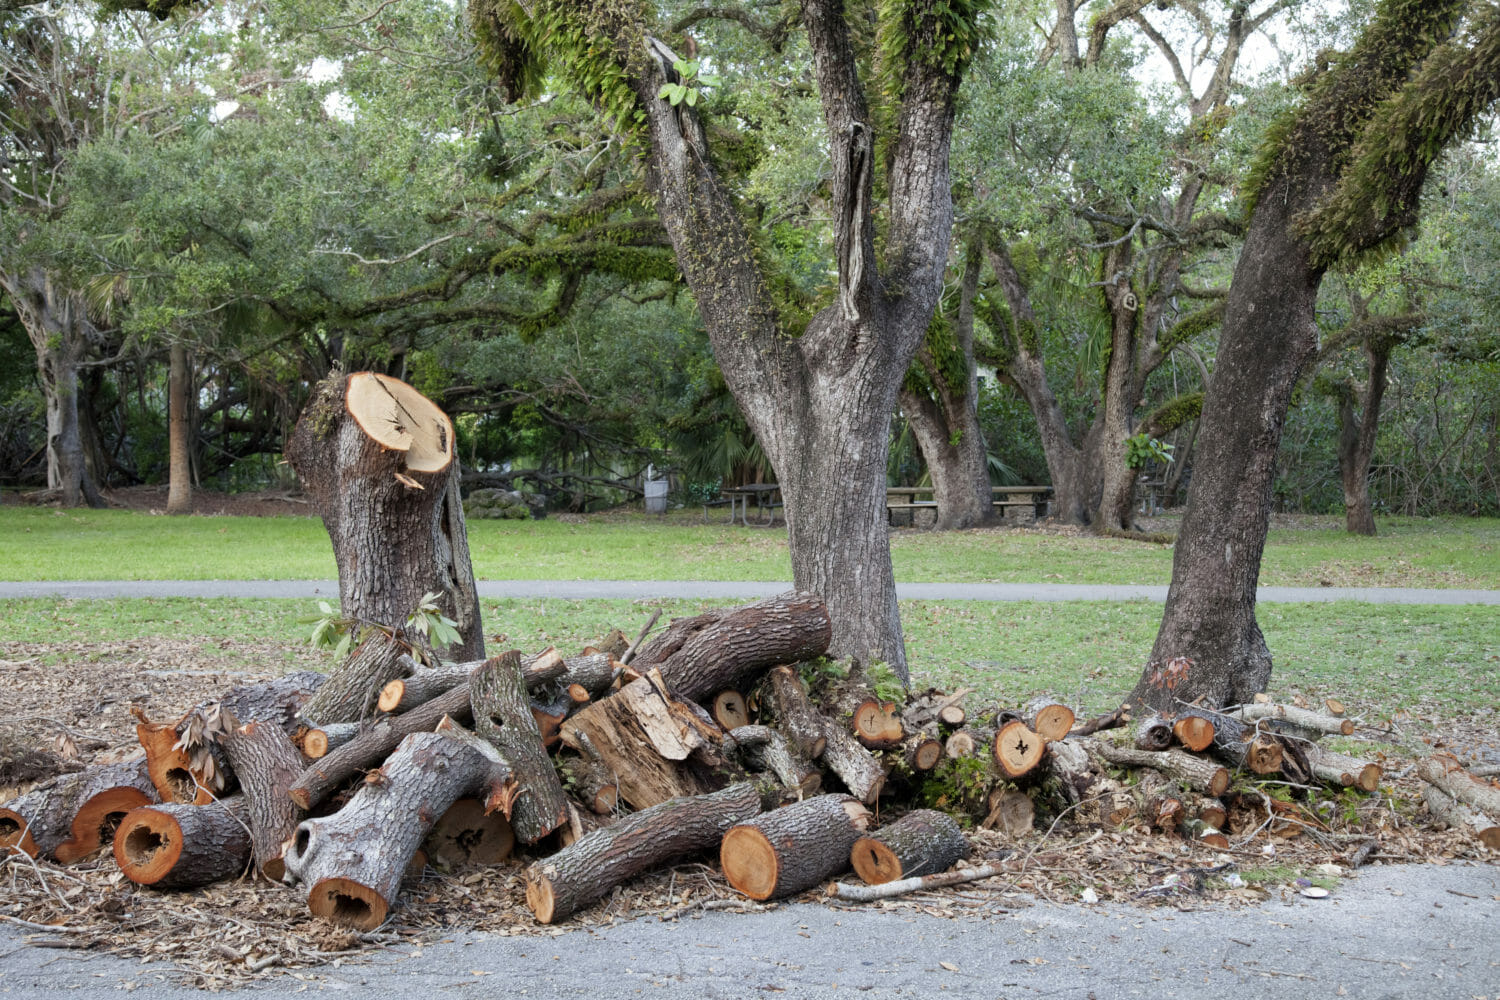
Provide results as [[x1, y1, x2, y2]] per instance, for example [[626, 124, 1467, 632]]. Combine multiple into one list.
[[720, 793, 872, 900], [113, 797, 252, 889], [526, 783, 762, 924], [166, 340, 193, 516], [286, 371, 482, 658]]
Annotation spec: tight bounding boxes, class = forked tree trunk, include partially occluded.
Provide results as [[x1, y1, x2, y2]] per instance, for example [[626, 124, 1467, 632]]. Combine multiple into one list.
[[286, 370, 482, 658], [1335, 340, 1391, 536]]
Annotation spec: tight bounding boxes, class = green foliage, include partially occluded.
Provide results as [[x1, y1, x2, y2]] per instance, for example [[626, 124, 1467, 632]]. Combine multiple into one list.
[[406, 590, 463, 649], [1124, 433, 1174, 470], [876, 0, 993, 100], [657, 59, 720, 108]]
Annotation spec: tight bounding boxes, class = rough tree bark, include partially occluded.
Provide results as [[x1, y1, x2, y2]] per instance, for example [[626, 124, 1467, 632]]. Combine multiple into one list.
[[286, 370, 482, 658], [166, 340, 193, 515], [1129, 0, 1498, 709]]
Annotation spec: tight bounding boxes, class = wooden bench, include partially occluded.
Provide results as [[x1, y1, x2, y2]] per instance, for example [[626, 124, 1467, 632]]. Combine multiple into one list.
[[886, 486, 1052, 524]]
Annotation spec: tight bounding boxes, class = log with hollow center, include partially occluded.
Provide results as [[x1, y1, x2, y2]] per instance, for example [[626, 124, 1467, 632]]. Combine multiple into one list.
[[113, 797, 252, 889]]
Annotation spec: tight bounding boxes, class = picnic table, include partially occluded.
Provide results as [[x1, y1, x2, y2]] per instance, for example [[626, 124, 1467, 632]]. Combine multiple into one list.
[[709, 483, 783, 527], [886, 485, 1052, 524]]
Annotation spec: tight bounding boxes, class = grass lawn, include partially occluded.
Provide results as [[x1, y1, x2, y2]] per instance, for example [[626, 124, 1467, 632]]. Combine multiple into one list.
[[4, 596, 1495, 720], [3, 506, 1497, 589]]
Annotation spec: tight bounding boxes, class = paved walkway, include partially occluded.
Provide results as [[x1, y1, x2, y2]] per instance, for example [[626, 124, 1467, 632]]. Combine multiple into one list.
[[3, 579, 1499, 603]]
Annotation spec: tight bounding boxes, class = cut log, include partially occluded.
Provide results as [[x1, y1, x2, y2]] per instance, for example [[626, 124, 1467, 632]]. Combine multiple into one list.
[[850, 698, 905, 751], [900, 733, 944, 773], [378, 665, 468, 714], [424, 798, 514, 869], [819, 721, 886, 805], [1420, 782, 1500, 850], [219, 718, 306, 881], [526, 782, 762, 924], [584, 629, 630, 660], [1080, 738, 1230, 797], [763, 666, 828, 760], [1027, 701, 1076, 742], [1133, 714, 1174, 752], [981, 787, 1034, 836], [431, 717, 518, 818], [286, 370, 483, 660], [993, 720, 1047, 779], [1309, 747, 1382, 793], [944, 728, 984, 759], [289, 679, 476, 811], [300, 633, 414, 727], [283, 732, 509, 929], [299, 723, 360, 760], [1415, 754, 1500, 818], [850, 809, 967, 885], [725, 725, 821, 800], [711, 690, 750, 731], [630, 591, 832, 703], [560, 731, 619, 815], [1137, 772, 1184, 831], [1211, 719, 1284, 775], [1228, 703, 1355, 739], [2, 757, 157, 861], [471, 651, 569, 844], [113, 797, 252, 889], [1172, 714, 1216, 753], [938, 704, 967, 728], [559, 682, 715, 811], [1198, 797, 1228, 832], [1041, 738, 1095, 804], [720, 794, 872, 901], [898, 687, 971, 732], [1324, 697, 1346, 717]]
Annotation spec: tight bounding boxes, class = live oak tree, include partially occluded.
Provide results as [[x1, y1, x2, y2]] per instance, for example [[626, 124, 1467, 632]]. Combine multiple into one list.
[[1129, 0, 1500, 710], [467, 0, 991, 680]]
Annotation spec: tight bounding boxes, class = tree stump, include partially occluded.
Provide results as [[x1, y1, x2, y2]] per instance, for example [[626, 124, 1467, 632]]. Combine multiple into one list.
[[286, 370, 483, 659], [283, 732, 510, 929], [850, 809, 967, 884], [720, 794, 872, 900], [526, 783, 762, 924], [113, 797, 252, 889]]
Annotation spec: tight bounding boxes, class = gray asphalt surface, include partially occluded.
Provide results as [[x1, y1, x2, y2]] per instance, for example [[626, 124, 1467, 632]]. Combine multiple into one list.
[[4, 579, 1500, 603], [2, 863, 1496, 998]]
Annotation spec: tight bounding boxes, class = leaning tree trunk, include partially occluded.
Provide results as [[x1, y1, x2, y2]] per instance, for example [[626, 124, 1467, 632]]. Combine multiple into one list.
[[286, 370, 482, 658]]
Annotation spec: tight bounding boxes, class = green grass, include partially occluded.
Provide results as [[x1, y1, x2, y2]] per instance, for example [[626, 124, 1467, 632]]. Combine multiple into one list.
[[2, 507, 1497, 589], [5, 596, 1494, 718]]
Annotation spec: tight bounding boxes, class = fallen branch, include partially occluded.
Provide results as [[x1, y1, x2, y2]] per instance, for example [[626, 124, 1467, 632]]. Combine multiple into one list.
[[828, 861, 1007, 902]]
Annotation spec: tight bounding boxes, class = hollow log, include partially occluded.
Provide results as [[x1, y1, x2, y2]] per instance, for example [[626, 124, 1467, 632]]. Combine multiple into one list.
[[1133, 714, 1174, 752], [1415, 755, 1500, 818], [850, 809, 967, 885], [993, 720, 1047, 779], [113, 797, 252, 889], [471, 651, 569, 844], [219, 718, 306, 880], [630, 592, 832, 703], [712, 690, 750, 731], [763, 666, 828, 760], [2, 757, 157, 861], [287, 370, 483, 660], [283, 732, 509, 929], [289, 680, 475, 811], [1080, 738, 1230, 797], [720, 794, 872, 901], [424, 798, 514, 869], [527, 782, 762, 924], [1309, 747, 1382, 793], [1420, 782, 1500, 850], [135, 714, 214, 805]]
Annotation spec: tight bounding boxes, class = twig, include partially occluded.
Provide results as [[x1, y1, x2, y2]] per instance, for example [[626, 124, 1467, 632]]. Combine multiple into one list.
[[0, 915, 94, 934], [620, 609, 663, 667], [829, 862, 1010, 902]]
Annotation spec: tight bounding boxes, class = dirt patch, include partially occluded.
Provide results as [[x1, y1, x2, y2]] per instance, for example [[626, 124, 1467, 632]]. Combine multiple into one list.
[[12, 485, 315, 518]]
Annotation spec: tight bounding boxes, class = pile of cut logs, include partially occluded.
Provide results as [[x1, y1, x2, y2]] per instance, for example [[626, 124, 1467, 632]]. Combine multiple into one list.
[[3, 596, 1495, 931]]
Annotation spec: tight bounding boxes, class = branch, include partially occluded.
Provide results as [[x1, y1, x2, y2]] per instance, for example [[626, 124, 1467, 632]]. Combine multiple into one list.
[[670, 5, 793, 50], [1085, 0, 1155, 67], [311, 233, 460, 267]]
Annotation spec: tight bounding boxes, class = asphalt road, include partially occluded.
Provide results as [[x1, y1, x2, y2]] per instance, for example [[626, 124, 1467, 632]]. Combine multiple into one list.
[[1, 863, 1496, 998], [4, 580, 1499, 603]]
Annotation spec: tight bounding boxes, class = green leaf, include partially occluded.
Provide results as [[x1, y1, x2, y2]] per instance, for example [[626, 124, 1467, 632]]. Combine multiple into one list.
[[685, 87, 698, 107]]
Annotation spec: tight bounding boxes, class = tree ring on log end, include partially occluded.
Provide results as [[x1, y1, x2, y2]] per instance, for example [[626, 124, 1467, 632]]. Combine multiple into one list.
[[345, 372, 454, 474], [720, 826, 779, 900], [994, 721, 1046, 778], [307, 877, 390, 930], [850, 837, 902, 884], [426, 798, 514, 869], [525, 876, 559, 925]]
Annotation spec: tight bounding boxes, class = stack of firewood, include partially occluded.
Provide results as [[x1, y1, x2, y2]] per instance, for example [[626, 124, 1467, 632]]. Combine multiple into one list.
[[3, 595, 1492, 931]]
